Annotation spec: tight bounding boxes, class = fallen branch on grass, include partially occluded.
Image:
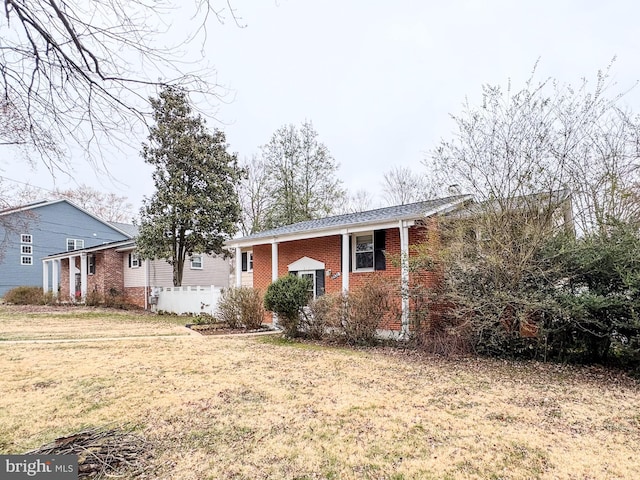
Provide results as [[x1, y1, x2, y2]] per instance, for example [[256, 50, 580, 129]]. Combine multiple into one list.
[[25, 426, 152, 478]]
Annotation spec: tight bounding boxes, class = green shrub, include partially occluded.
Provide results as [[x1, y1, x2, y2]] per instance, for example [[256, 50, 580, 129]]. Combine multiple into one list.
[[264, 275, 312, 337], [3, 286, 54, 305], [217, 287, 265, 329]]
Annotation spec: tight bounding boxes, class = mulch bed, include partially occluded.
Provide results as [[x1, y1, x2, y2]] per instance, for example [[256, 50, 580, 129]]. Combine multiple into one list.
[[186, 323, 275, 336]]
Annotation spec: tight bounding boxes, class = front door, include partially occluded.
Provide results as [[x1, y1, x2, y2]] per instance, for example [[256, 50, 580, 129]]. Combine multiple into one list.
[[298, 270, 316, 300], [74, 273, 82, 300]]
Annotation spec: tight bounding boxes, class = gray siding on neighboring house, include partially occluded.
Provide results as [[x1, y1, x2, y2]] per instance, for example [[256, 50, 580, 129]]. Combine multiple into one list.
[[136, 254, 230, 288], [0, 201, 130, 297]]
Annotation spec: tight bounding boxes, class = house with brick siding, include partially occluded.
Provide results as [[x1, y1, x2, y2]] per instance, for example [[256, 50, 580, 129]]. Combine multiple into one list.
[[0, 199, 132, 297], [42, 238, 231, 309], [225, 195, 474, 335]]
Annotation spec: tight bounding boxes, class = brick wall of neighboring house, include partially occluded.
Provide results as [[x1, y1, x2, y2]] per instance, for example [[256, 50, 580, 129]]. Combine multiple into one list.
[[252, 225, 441, 331], [86, 249, 125, 298], [59, 258, 72, 301], [124, 287, 146, 308]]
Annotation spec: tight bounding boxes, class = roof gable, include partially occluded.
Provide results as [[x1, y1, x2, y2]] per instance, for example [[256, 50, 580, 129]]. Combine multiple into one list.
[[0, 198, 134, 239]]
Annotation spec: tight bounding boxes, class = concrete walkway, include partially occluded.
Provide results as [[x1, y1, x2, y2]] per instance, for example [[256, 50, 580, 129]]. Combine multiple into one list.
[[0, 327, 282, 345]]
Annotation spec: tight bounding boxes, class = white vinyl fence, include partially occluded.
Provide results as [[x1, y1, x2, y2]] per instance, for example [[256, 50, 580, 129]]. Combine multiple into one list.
[[152, 285, 222, 316]]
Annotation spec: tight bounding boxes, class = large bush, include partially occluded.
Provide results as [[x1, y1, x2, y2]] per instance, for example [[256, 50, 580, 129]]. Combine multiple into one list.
[[338, 277, 395, 345], [542, 222, 640, 366], [217, 287, 265, 330], [263, 275, 312, 337], [3, 286, 55, 305], [299, 293, 340, 340]]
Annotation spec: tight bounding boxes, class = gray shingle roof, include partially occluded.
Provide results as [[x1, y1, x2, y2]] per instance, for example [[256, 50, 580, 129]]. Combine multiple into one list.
[[233, 194, 472, 243], [109, 222, 139, 238]]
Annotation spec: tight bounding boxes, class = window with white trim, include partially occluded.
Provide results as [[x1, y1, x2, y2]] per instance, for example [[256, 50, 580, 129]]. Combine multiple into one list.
[[21, 256, 33, 265], [21, 245, 32, 254], [190, 255, 203, 269], [21, 234, 32, 244], [66, 238, 85, 251], [354, 232, 374, 270], [87, 254, 96, 275], [129, 253, 140, 268], [241, 251, 253, 272]]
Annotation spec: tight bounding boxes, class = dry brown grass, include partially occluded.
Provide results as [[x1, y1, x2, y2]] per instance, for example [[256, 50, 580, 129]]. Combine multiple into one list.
[[0, 307, 639, 479]]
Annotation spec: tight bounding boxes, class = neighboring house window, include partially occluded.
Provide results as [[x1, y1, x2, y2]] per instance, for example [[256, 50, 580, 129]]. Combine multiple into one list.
[[354, 233, 374, 270], [190, 255, 203, 269], [67, 238, 85, 251], [241, 251, 253, 272], [88, 254, 96, 275], [20, 234, 33, 265], [129, 253, 140, 268]]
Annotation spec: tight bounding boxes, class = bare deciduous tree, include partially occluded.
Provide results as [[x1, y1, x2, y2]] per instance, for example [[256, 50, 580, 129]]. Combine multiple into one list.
[[416, 62, 640, 356], [238, 155, 272, 235], [0, 181, 134, 222], [261, 121, 345, 228], [0, 0, 239, 171], [427, 61, 640, 234], [381, 166, 432, 206], [341, 189, 377, 213], [55, 186, 134, 223]]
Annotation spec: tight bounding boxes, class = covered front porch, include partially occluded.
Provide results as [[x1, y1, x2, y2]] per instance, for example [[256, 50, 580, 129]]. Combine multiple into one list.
[[42, 253, 88, 301]]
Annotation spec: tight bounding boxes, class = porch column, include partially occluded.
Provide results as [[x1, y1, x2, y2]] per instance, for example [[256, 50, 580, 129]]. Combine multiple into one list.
[[271, 242, 279, 281], [271, 241, 279, 326], [235, 246, 242, 287], [68, 255, 76, 300], [43, 260, 49, 293], [399, 220, 410, 337], [341, 232, 350, 291], [80, 253, 88, 299], [52, 260, 59, 298]]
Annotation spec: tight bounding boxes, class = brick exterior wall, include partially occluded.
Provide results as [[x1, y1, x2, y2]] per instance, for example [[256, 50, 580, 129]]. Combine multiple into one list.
[[59, 250, 132, 305], [252, 225, 441, 330], [124, 287, 146, 308], [86, 249, 125, 298]]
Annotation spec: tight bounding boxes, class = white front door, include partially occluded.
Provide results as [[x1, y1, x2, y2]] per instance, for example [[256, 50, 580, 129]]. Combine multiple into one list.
[[298, 270, 316, 300]]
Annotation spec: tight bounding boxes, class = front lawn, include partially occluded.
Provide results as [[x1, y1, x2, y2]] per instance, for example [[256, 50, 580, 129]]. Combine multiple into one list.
[[0, 307, 638, 479]]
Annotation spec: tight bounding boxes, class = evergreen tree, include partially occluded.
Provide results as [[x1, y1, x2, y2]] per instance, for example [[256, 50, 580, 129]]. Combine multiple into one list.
[[136, 86, 244, 286]]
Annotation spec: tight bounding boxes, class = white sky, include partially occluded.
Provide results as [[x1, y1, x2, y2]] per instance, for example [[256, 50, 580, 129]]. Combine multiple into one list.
[[3, 0, 640, 216]]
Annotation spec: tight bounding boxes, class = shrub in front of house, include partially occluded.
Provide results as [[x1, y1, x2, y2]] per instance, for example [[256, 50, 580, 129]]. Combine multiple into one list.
[[217, 287, 265, 330], [264, 275, 312, 337], [338, 277, 396, 346], [299, 293, 340, 340], [3, 286, 56, 305]]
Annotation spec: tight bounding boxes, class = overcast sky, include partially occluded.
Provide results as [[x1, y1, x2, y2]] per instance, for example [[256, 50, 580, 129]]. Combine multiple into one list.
[[3, 0, 640, 216]]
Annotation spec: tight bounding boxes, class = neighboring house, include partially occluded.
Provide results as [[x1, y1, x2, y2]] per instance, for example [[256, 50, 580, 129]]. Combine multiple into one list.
[[0, 199, 132, 297], [225, 190, 574, 336], [225, 195, 474, 335], [42, 238, 230, 308]]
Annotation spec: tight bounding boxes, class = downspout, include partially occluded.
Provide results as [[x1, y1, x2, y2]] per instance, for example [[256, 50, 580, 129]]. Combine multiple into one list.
[[144, 258, 149, 311]]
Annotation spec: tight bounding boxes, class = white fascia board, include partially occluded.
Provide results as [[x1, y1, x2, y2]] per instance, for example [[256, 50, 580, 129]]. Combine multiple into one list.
[[226, 219, 415, 248], [43, 240, 135, 260], [225, 197, 472, 249]]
